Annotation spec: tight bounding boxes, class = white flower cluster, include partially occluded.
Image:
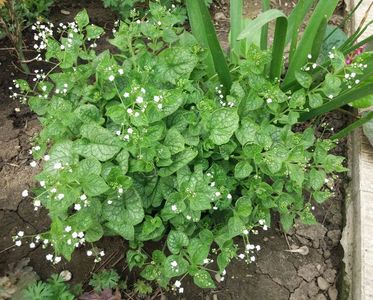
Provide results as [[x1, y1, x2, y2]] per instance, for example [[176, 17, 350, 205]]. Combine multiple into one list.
[[86, 248, 106, 262], [173, 279, 184, 294], [215, 85, 235, 107], [32, 21, 54, 53]]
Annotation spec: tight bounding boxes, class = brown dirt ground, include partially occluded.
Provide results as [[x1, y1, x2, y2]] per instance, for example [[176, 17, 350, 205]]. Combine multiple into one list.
[[0, 1, 349, 299]]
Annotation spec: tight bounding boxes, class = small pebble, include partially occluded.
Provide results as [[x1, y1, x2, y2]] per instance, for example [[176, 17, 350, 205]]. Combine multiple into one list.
[[317, 277, 330, 291]]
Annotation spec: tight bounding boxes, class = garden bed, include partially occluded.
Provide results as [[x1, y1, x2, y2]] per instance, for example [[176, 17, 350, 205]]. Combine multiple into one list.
[[0, 0, 354, 299]]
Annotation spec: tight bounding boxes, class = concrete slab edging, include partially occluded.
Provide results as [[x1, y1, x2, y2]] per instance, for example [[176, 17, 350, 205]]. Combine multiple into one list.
[[341, 1, 373, 299]]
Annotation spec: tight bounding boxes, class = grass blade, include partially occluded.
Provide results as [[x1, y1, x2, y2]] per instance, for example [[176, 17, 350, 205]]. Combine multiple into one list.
[[186, 0, 232, 92], [230, 0, 243, 63], [331, 111, 373, 140], [299, 83, 373, 121], [283, 0, 339, 86], [260, 0, 270, 50], [310, 17, 327, 60]]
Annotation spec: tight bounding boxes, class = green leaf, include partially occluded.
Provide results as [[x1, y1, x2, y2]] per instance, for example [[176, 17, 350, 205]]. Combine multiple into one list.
[[289, 89, 306, 109], [235, 196, 252, 217], [157, 48, 198, 84], [77, 158, 101, 177], [116, 150, 129, 174], [208, 109, 239, 145], [322, 73, 341, 97], [280, 213, 295, 232], [309, 168, 326, 190], [162, 255, 189, 278], [234, 161, 253, 179], [158, 149, 198, 177], [235, 117, 258, 146], [75, 9, 89, 29], [187, 238, 211, 265], [308, 93, 323, 108], [106, 222, 134, 240], [167, 231, 189, 254], [85, 223, 104, 242], [193, 270, 216, 289], [74, 123, 122, 161], [86, 24, 104, 39], [295, 70, 312, 89], [44, 141, 78, 172], [81, 173, 110, 196], [164, 128, 185, 155], [313, 191, 332, 204]]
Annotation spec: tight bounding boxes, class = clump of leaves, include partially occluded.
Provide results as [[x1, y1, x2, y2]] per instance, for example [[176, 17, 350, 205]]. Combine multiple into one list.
[[0, 258, 38, 300], [13, 0, 369, 291], [0, 0, 54, 72], [24, 274, 75, 300], [134, 280, 152, 296], [89, 270, 120, 292]]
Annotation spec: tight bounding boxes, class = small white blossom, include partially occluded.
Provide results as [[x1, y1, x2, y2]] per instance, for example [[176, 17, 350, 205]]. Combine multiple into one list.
[[72, 232, 78, 238], [53, 162, 62, 169], [46, 254, 53, 261], [174, 280, 181, 288], [74, 203, 81, 211], [171, 260, 178, 267], [86, 250, 93, 256], [15, 240, 22, 247], [99, 251, 105, 256], [108, 75, 115, 82], [136, 96, 144, 104], [57, 193, 64, 200], [17, 231, 24, 237], [307, 54, 312, 59], [124, 92, 130, 98], [118, 188, 124, 194], [266, 98, 273, 104], [80, 194, 87, 201], [171, 205, 177, 212], [40, 181, 46, 187], [54, 256, 62, 264], [215, 191, 221, 197], [30, 242, 36, 248], [50, 187, 57, 193], [65, 226, 72, 232], [118, 69, 124, 75], [22, 190, 29, 197], [30, 161, 37, 168], [179, 288, 184, 293], [238, 253, 245, 259], [43, 155, 50, 161], [227, 193, 232, 200]]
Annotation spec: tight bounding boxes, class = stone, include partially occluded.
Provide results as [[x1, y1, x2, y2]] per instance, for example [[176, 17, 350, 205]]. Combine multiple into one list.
[[317, 277, 330, 291], [289, 281, 309, 300], [327, 230, 341, 246], [328, 286, 338, 300], [295, 221, 327, 248], [214, 12, 226, 21], [315, 294, 327, 300], [323, 268, 337, 283], [307, 280, 319, 297], [297, 264, 319, 282]]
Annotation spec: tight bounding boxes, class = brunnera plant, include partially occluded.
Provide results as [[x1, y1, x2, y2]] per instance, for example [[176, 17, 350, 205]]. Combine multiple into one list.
[[12, 2, 370, 291]]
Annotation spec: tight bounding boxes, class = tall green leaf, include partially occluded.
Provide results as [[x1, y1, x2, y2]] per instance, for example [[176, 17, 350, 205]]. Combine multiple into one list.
[[186, 0, 232, 92], [260, 0, 270, 50], [300, 83, 373, 121], [269, 14, 288, 80], [230, 0, 243, 63], [283, 0, 339, 85], [332, 111, 373, 140]]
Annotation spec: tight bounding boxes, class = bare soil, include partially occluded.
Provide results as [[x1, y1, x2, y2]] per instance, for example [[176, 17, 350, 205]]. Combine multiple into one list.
[[0, 1, 348, 299]]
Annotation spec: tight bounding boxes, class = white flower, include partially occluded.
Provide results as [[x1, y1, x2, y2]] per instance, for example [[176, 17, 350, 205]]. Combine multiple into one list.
[[118, 188, 124, 194], [238, 253, 245, 259], [213, 206, 218, 210], [60, 45, 65, 50], [86, 250, 93, 256], [136, 96, 144, 104], [34, 145, 41, 151], [78, 232, 84, 238], [30, 242, 36, 248], [118, 69, 124, 75], [179, 288, 184, 293], [171, 205, 177, 212], [54, 256, 62, 263], [22, 190, 29, 197], [266, 98, 273, 104], [157, 103, 163, 109], [17, 231, 24, 237], [46, 254, 53, 261], [186, 215, 191, 220], [256, 245, 261, 251], [40, 181, 46, 187], [328, 95, 334, 99], [307, 54, 312, 59], [227, 193, 232, 200], [141, 88, 146, 94], [174, 280, 181, 288], [53, 162, 62, 169], [153, 95, 160, 102], [215, 191, 221, 197], [65, 226, 72, 232], [99, 251, 105, 256], [127, 128, 133, 134], [134, 112, 140, 117], [67, 239, 72, 245], [312, 63, 317, 69], [15, 240, 22, 247], [259, 219, 265, 225], [108, 75, 115, 81], [57, 193, 64, 200], [243, 229, 249, 235], [250, 256, 256, 262], [50, 187, 57, 193], [127, 108, 133, 114], [246, 244, 255, 250], [72, 232, 78, 238], [80, 194, 87, 201], [124, 92, 130, 98], [34, 200, 41, 207], [171, 260, 178, 267], [74, 203, 81, 211], [329, 53, 335, 59], [43, 154, 50, 161], [263, 225, 268, 231], [107, 200, 113, 204], [355, 79, 360, 84]]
